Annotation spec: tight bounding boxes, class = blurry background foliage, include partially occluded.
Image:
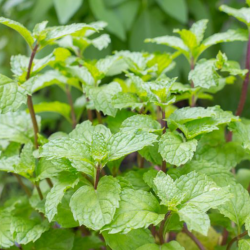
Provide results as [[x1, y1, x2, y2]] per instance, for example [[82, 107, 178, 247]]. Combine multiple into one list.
[[0, 0, 249, 124]]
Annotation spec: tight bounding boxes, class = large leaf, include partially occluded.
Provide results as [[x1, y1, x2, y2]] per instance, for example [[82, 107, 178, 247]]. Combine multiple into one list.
[[103, 188, 164, 234], [159, 131, 197, 166], [0, 17, 34, 48], [0, 211, 14, 248], [70, 176, 121, 230]]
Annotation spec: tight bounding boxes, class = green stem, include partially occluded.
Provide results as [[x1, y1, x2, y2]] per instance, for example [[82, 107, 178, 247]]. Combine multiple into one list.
[[14, 174, 31, 197], [65, 84, 77, 128], [94, 165, 101, 189]]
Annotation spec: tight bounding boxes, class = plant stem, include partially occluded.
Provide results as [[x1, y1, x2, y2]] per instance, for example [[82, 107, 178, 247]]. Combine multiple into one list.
[[183, 224, 205, 250], [159, 212, 171, 244], [226, 231, 247, 250], [46, 178, 53, 188], [236, 33, 250, 116], [161, 107, 167, 172], [26, 43, 39, 149], [94, 165, 101, 189], [65, 85, 77, 128], [14, 174, 31, 197], [221, 228, 229, 245], [96, 110, 103, 124], [35, 183, 44, 200]]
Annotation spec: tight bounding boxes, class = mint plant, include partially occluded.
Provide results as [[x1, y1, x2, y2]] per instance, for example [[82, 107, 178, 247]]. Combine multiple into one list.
[[1, 1, 250, 250]]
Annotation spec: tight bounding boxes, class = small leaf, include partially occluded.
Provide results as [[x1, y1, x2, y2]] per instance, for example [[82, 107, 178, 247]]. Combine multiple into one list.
[[70, 176, 121, 230], [136, 242, 185, 250]]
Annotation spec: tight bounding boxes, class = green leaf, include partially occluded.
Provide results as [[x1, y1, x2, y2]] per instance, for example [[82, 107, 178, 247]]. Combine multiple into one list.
[[218, 183, 250, 228], [11, 217, 49, 245], [202, 29, 248, 50], [189, 59, 220, 89], [145, 36, 189, 57], [239, 239, 250, 250], [107, 130, 158, 161], [168, 106, 238, 139], [87, 82, 122, 117], [89, 0, 126, 40], [155, 0, 187, 23], [103, 188, 164, 234], [0, 74, 27, 114], [178, 204, 210, 235], [139, 143, 163, 166], [123, 170, 150, 191], [0, 17, 35, 48], [70, 176, 121, 230], [54, 0, 83, 24], [34, 229, 74, 250], [72, 235, 104, 250], [112, 92, 145, 110], [220, 5, 250, 26], [32, 101, 72, 122], [190, 19, 208, 45], [175, 172, 230, 211], [159, 131, 197, 166], [153, 171, 185, 209], [136, 242, 185, 250], [103, 229, 154, 250], [0, 111, 41, 144], [0, 156, 20, 174], [45, 172, 79, 222], [69, 121, 112, 145], [0, 210, 14, 248], [121, 115, 162, 133], [91, 132, 108, 162]]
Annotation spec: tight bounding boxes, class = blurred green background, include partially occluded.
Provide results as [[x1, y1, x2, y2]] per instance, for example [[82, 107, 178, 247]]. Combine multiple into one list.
[[0, 0, 249, 119]]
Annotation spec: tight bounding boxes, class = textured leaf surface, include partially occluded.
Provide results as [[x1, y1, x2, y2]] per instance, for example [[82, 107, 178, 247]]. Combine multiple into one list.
[[45, 172, 79, 221], [239, 239, 250, 250], [70, 176, 121, 230], [103, 188, 164, 234], [11, 218, 49, 245], [87, 82, 121, 117], [159, 131, 197, 166], [121, 115, 161, 132], [0, 74, 27, 114], [0, 112, 40, 144], [218, 183, 250, 228], [0, 211, 14, 248], [107, 130, 158, 161]]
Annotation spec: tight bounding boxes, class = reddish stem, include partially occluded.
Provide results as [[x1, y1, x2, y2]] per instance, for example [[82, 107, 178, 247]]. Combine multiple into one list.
[[159, 212, 171, 244], [26, 43, 39, 149], [226, 231, 247, 250], [183, 224, 205, 250], [236, 33, 250, 116], [94, 165, 101, 189]]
